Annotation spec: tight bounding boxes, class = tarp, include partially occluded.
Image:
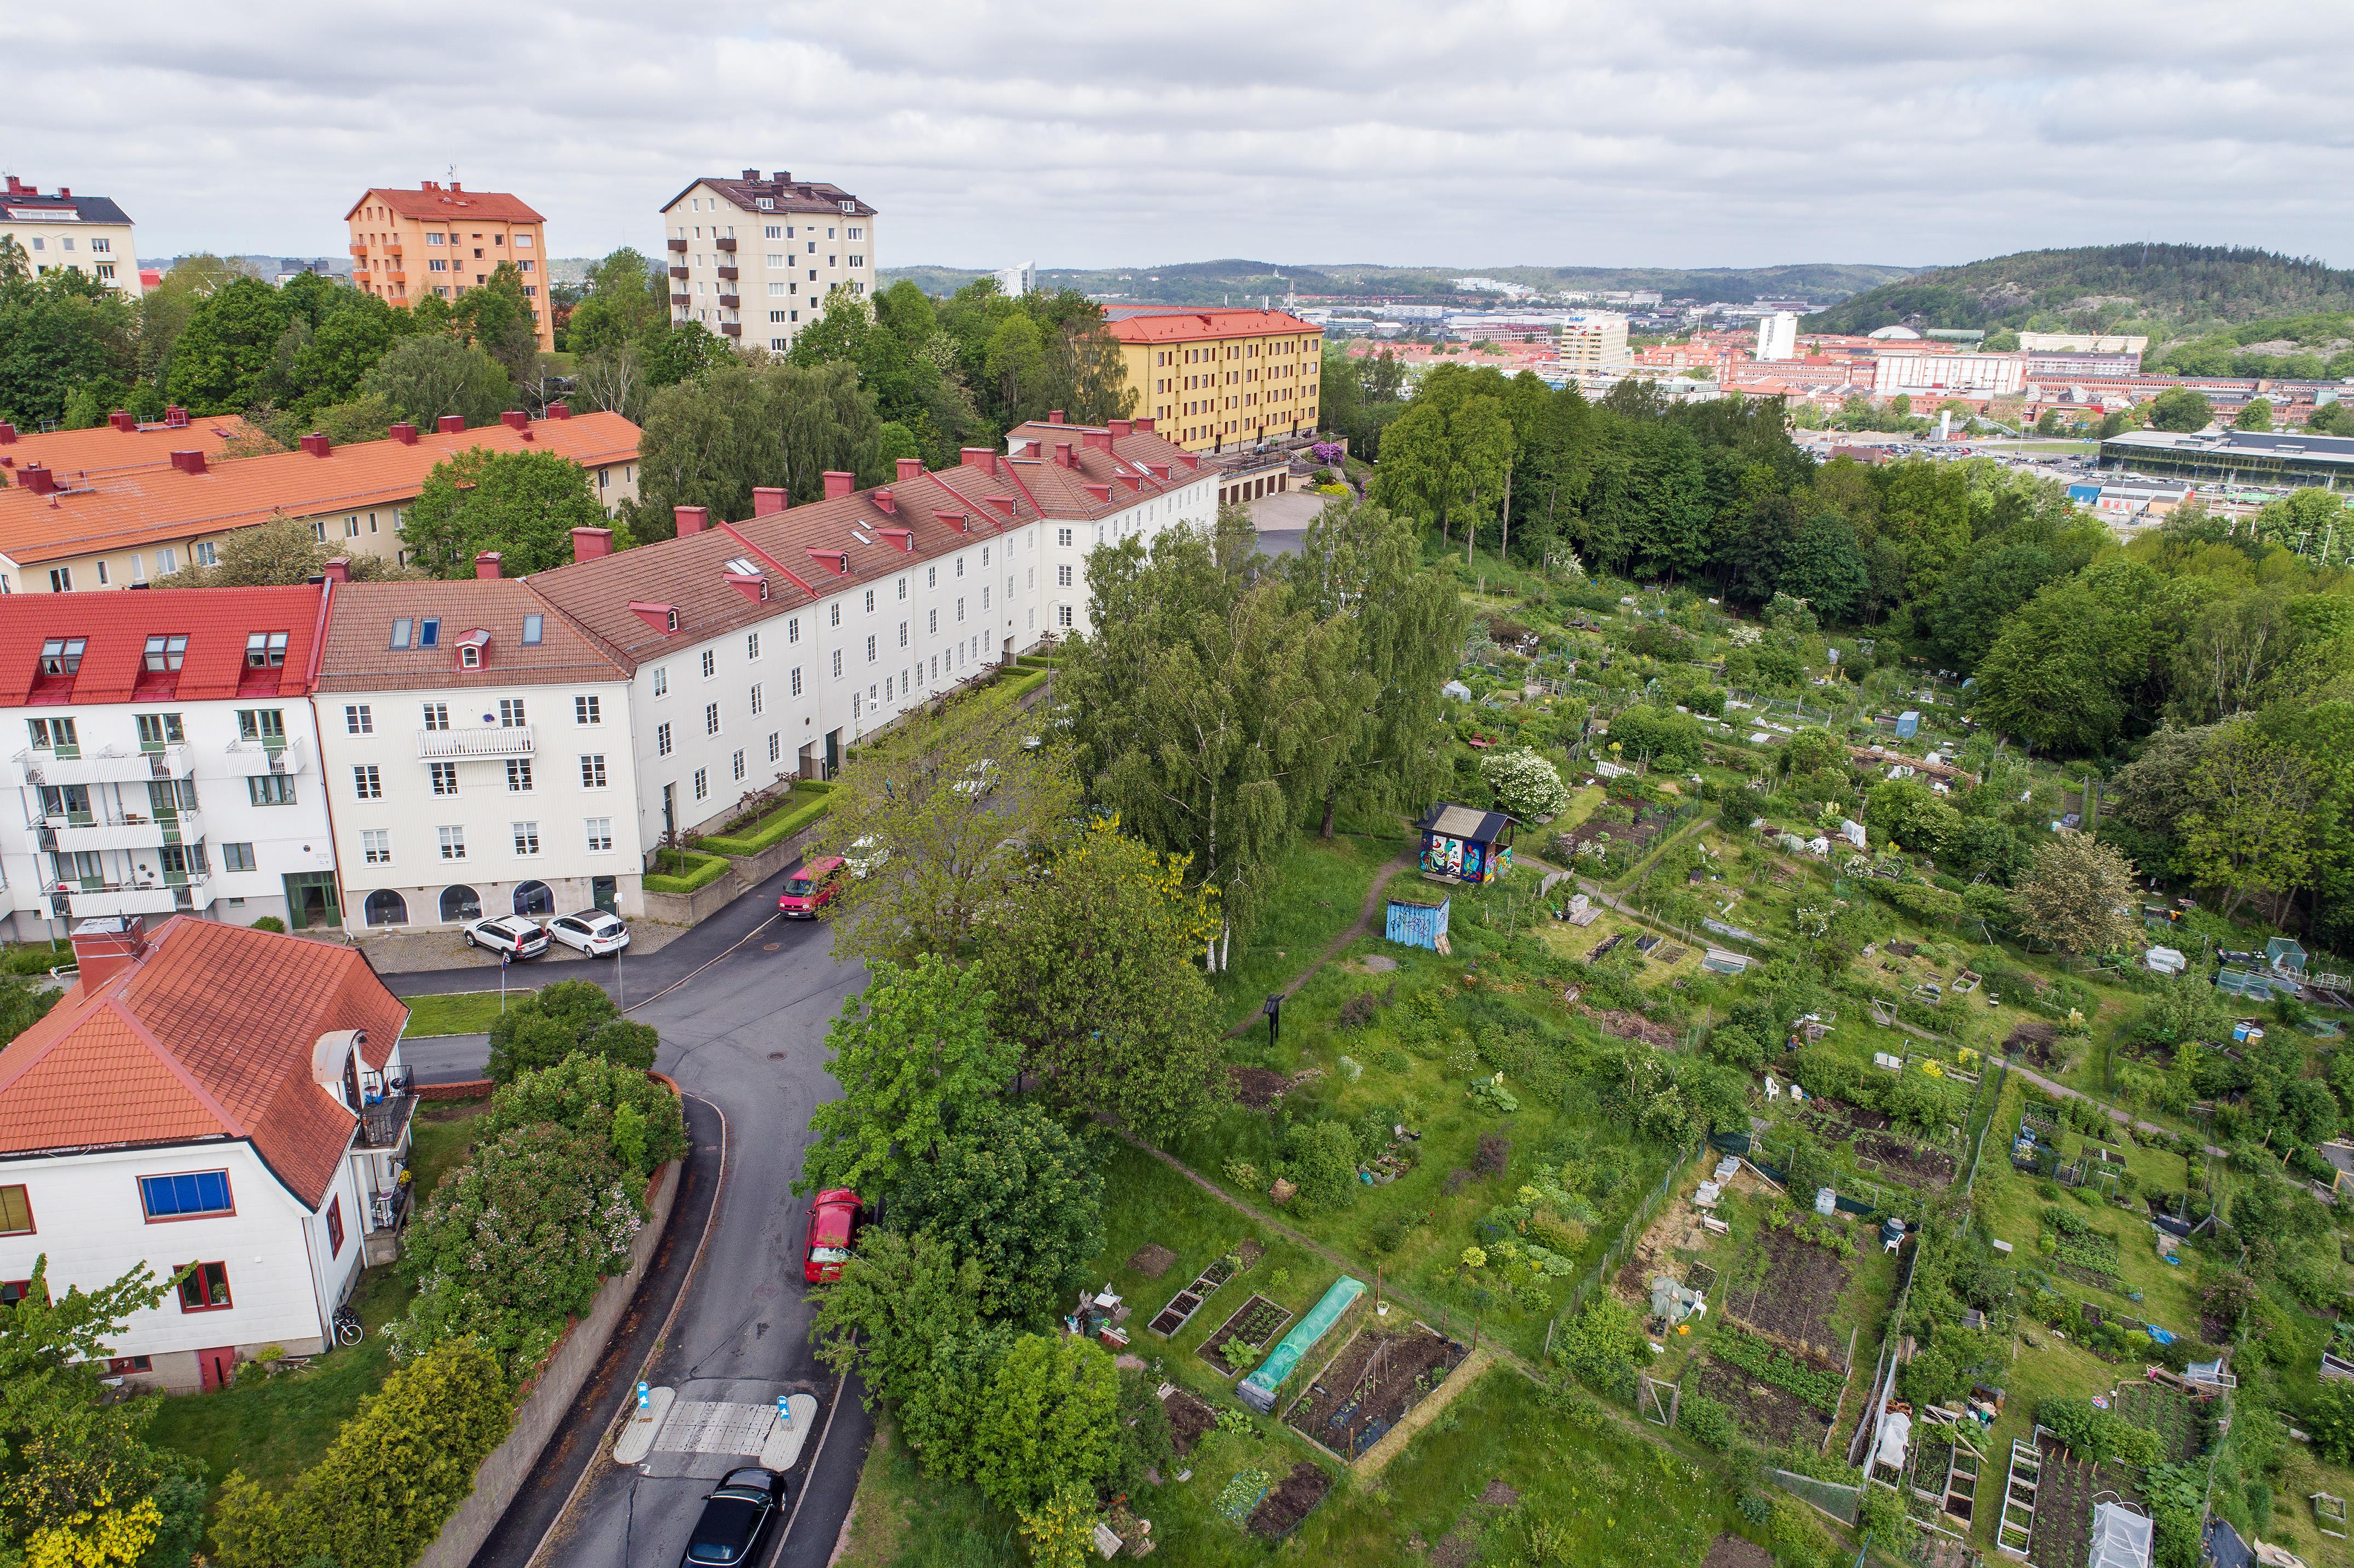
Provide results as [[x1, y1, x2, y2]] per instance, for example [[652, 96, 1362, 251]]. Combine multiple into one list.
[[1873, 1409, 1912, 1470], [1238, 1275, 1365, 1414], [2088, 1501, 2153, 1568]]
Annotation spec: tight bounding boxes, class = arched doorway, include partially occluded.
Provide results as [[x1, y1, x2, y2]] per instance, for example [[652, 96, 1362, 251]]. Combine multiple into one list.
[[363, 889, 409, 927], [439, 885, 481, 922], [512, 880, 553, 917]]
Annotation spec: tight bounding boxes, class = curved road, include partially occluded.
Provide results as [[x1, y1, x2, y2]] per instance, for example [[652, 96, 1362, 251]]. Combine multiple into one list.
[[386, 867, 875, 1568]]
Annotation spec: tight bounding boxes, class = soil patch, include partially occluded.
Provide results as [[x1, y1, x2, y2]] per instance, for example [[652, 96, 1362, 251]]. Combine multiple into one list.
[[1284, 1324, 1468, 1461], [1161, 1385, 1216, 1456], [2029, 1432, 2143, 1568], [1725, 1226, 1853, 1358], [1801, 1095, 1893, 1135], [1245, 1461, 1330, 1539], [1692, 1353, 1834, 1448], [1479, 1479, 1521, 1507], [1127, 1243, 1178, 1278], [1586, 1005, 1677, 1048], [1230, 1066, 1289, 1108], [2004, 1020, 2063, 1068], [1853, 1128, 1957, 1188], [1198, 1294, 1293, 1378], [1702, 1536, 1775, 1568]]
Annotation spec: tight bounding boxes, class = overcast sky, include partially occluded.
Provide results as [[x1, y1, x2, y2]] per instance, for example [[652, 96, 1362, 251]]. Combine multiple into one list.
[[5, 1, 2347, 274]]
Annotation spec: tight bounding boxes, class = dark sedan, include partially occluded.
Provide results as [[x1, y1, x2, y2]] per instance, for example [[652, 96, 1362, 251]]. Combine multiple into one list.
[[681, 1467, 788, 1565]]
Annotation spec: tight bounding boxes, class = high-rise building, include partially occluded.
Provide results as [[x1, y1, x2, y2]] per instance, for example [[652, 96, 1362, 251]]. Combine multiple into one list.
[[1557, 311, 1631, 372], [1104, 308, 1322, 453], [1755, 311, 1799, 362], [660, 171, 878, 354], [345, 182, 553, 350], [0, 177, 143, 298], [994, 261, 1036, 297]]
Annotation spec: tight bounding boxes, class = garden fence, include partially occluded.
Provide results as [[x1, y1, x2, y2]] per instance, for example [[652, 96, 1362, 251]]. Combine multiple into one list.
[[1769, 1467, 1862, 1526], [1544, 1144, 1699, 1359]]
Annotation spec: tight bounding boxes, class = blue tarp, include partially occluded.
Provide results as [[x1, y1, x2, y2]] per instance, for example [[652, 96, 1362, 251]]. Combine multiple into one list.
[[1238, 1275, 1365, 1414]]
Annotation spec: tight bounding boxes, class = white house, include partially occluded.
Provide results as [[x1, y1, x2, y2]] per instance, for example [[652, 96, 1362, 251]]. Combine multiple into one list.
[[310, 565, 643, 930], [0, 585, 341, 941], [0, 915, 414, 1391]]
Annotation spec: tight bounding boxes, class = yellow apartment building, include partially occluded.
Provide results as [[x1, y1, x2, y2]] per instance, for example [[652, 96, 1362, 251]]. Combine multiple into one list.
[[345, 181, 554, 350], [1104, 308, 1323, 453]]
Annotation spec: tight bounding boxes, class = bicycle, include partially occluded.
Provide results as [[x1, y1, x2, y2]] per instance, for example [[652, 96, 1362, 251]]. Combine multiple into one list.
[[332, 1305, 364, 1347]]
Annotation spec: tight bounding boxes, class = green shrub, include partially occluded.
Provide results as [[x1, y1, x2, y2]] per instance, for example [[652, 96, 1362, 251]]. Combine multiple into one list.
[[1678, 1391, 1735, 1451], [2036, 1396, 2161, 1465], [0, 940, 71, 976], [1280, 1121, 1359, 1207], [700, 791, 833, 858], [250, 916, 288, 934], [480, 1051, 686, 1175], [484, 979, 655, 1082]]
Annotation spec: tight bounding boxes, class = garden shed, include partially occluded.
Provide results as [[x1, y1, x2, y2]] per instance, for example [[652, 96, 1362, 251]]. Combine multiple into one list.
[[1385, 895, 1451, 952], [1418, 803, 1515, 884], [2268, 937, 2308, 975]]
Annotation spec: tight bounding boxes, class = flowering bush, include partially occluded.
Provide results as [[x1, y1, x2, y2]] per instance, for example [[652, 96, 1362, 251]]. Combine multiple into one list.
[[1479, 747, 1567, 820]]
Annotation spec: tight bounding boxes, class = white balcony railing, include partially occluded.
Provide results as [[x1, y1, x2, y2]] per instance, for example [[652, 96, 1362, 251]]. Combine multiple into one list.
[[47, 811, 205, 855], [224, 736, 308, 777], [418, 724, 534, 761], [15, 744, 190, 786], [47, 874, 211, 920]]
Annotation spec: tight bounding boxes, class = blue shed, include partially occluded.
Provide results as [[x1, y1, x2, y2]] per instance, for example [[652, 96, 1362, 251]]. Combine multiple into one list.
[[1895, 710, 1921, 740], [1386, 896, 1450, 951]]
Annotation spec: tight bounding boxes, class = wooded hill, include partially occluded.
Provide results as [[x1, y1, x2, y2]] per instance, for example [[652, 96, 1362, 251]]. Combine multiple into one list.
[[881, 259, 1913, 307]]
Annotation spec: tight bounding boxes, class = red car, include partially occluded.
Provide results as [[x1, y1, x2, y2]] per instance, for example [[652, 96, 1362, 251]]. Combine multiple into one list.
[[803, 1188, 862, 1283], [778, 857, 847, 919]]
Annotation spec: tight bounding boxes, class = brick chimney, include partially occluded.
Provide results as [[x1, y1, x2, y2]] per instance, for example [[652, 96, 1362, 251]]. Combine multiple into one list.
[[299, 432, 332, 457], [437, 414, 465, 433], [823, 471, 854, 500], [1110, 419, 1133, 438], [1048, 410, 1065, 424], [20, 464, 55, 495], [169, 450, 206, 475], [70, 916, 146, 991], [547, 402, 571, 419], [572, 527, 614, 562], [675, 505, 709, 536], [1136, 416, 1157, 434], [500, 410, 528, 431], [1055, 441, 1074, 468], [0, 423, 15, 444], [322, 557, 352, 583], [164, 405, 188, 427], [475, 551, 503, 580], [960, 447, 993, 470], [752, 487, 788, 516], [1084, 429, 1114, 452], [873, 488, 896, 514], [108, 409, 135, 432], [896, 457, 924, 482], [389, 422, 419, 444]]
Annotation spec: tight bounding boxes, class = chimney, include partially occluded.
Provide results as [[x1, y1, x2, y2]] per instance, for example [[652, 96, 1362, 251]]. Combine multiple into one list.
[[21, 465, 57, 494], [1110, 419, 1133, 438], [299, 432, 333, 457], [675, 505, 709, 536], [389, 422, 419, 444], [0, 423, 14, 444], [475, 551, 503, 580], [1055, 441, 1074, 468], [500, 410, 528, 431], [547, 401, 571, 419], [165, 406, 188, 427], [571, 526, 614, 562], [960, 447, 993, 471], [823, 470, 854, 500], [108, 409, 135, 432], [1136, 416, 1157, 434], [169, 450, 206, 476], [449, 181, 462, 193], [752, 487, 788, 516], [742, 167, 760, 181], [70, 916, 146, 990], [437, 414, 466, 433], [1048, 410, 1065, 425], [1084, 429, 1114, 452], [873, 488, 897, 514], [322, 557, 352, 583], [772, 170, 791, 183], [895, 457, 924, 482]]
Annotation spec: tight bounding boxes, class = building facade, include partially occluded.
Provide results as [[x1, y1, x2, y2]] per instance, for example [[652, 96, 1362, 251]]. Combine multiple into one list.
[[1755, 311, 1798, 362], [0, 177, 142, 298], [1104, 308, 1322, 453], [1872, 352, 2027, 398], [345, 181, 554, 350], [1557, 311, 1631, 372], [660, 171, 878, 354]]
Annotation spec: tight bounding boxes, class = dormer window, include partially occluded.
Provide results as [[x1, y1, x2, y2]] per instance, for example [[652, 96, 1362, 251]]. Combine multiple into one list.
[[39, 638, 85, 675], [725, 556, 761, 577], [245, 632, 289, 669], [668, 609, 680, 632], [143, 635, 187, 672]]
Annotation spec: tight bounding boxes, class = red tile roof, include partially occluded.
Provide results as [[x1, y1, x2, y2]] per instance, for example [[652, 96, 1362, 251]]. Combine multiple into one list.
[[0, 583, 327, 706], [316, 578, 628, 692], [0, 413, 639, 568], [0, 416, 262, 483], [1102, 308, 1319, 345], [0, 918, 408, 1207], [348, 182, 545, 225]]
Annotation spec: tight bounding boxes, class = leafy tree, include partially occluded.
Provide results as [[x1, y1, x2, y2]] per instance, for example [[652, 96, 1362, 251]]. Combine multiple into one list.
[[1606, 704, 1705, 770], [134, 253, 258, 386], [2147, 386, 2214, 432], [1975, 561, 2199, 753], [1019, 1484, 1100, 1568], [1774, 512, 1871, 623], [798, 954, 1015, 1196], [563, 248, 665, 356], [484, 978, 650, 1082], [892, 1101, 1104, 1324], [400, 447, 615, 577], [977, 818, 1224, 1139], [1479, 747, 1567, 819], [624, 358, 884, 537], [2013, 830, 2139, 956], [807, 1228, 1008, 1476], [358, 332, 514, 429], [1371, 376, 1513, 548], [480, 1051, 686, 1176], [970, 1334, 1124, 1515], [150, 513, 422, 588], [161, 277, 292, 413], [451, 262, 543, 385], [1925, 544, 2065, 673], [2235, 396, 2274, 431], [2178, 719, 2322, 920]]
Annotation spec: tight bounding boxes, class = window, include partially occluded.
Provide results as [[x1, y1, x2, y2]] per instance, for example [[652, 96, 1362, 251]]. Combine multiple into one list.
[[787, 617, 800, 644], [656, 722, 673, 757], [345, 704, 373, 734], [47, 569, 71, 593], [791, 667, 803, 697], [361, 830, 391, 865], [0, 1184, 31, 1235], [749, 683, 763, 715], [863, 589, 874, 613], [732, 749, 746, 781], [326, 1196, 344, 1258], [418, 618, 440, 648], [769, 733, 781, 762], [701, 649, 716, 679], [459, 642, 483, 671], [580, 754, 608, 788], [653, 668, 669, 698], [521, 611, 544, 646], [586, 817, 614, 852], [248, 775, 296, 806], [506, 759, 533, 792], [353, 765, 383, 799], [512, 822, 541, 856], [831, 650, 842, 678], [897, 577, 907, 601], [927, 566, 938, 588], [194, 541, 216, 568], [245, 632, 289, 668], [140, 1171, 233, 1220], [575, 695, 601, 724], [39, 638, 85, 675], [898, 621, 908, 647], [237, 709, 285, 743], [693, 767, 708, 801], [429, 762, 459, 795], [177, 1262, 232, 1312], [438, 826, 467, 860], [866, 635, 876, 662], [1058, 604, 1075, 628], [106, 1356, 154, 1375], [1058, 564, 1074, 587], [27, 718, 76, 751], [144, 634, 188, 671], [705, 702, 720, 736], [390, 617, 412, 649], [956, 596, 966, 622], [499, 698, 526, 727], [422, 702, 449, 731], [829, 604, 840, 627], [1, 1280, 45, 1307], [222, 843, 257, 873], [136, 713, 184, 747], [747, 631, 760, 659]]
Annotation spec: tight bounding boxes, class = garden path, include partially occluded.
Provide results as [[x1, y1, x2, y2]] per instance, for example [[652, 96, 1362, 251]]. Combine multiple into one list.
[[2003, 1061, 2228, 1160], [1221, 848, 1417, 1039]]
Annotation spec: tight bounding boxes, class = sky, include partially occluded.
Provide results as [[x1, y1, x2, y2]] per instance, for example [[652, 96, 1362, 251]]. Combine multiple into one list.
[[5, 1, 2350, 274]]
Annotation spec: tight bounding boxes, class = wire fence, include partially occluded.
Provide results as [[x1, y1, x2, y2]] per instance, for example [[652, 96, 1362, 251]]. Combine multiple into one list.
[[1544, 1144, 1701, 1360], [1770, 1466, 1863, 1526]]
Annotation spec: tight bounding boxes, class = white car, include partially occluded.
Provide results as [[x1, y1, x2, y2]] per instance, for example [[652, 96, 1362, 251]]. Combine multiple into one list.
[[845, 835, 890, 878], [951, 760, 997, 796], [463, 915, 549, 959], [546, 910, 630, 957]]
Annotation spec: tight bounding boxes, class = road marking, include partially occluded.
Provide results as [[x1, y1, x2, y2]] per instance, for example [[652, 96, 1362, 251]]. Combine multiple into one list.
[[656, 1399, 780, 1456]]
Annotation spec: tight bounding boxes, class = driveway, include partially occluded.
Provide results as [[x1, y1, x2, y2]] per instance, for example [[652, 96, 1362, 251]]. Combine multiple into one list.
[[1247, 486, 1335, 557]]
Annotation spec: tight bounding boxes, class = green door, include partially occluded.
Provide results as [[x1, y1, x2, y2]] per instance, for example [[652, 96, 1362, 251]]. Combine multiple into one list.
[[281, 872, 341, 930]]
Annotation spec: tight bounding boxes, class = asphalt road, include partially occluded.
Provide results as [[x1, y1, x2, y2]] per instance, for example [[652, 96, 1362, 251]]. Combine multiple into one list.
[[387, 868, 876, 1568]]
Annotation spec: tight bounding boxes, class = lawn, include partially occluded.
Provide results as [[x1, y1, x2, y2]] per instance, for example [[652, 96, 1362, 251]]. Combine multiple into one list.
[[1211, 831, 1406, 1031], [402, 989, 532, 1037]]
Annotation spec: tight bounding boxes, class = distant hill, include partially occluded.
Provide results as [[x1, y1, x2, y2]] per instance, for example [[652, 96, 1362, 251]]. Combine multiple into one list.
[[880, 259, 1914, 308], [1803, 244, 2354, 338]]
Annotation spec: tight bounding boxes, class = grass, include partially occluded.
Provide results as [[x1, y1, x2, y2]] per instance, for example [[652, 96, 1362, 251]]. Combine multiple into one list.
[[1212, 831, 1405, 1031], [699, 783, 835, 858], [645, 847, 731, 894], [401, 990, 530, 1037]]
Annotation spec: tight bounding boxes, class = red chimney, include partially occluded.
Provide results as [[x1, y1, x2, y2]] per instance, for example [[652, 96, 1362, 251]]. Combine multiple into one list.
[[322, 557, 352, 583], [873, 488, 897, 514], [437, 414, 465, 434], [675, 505, 709, 536], [69, 916, 146, 991], [895, 457, 924, 482], [1055, 441, 1074, 467], [108, 409, 135, 432], [1084, 429, 1114, 452], [823, 471, 853, 500], [500, 410, 528, 431], [572, 526, 614, 562], [20, 465, 55, 495], [752, 487, 788, 516], [475, 551, 503, 580], [1048, 410, 1066, 424], [0, 423, 15, 444], [547, 402, 571, 419], [1110, 419, 1133, 438], [1136, 416, 1156, 434], [169, 450, 206, 476], [164, 405, 188, 427], [389, 422, 419, 444], [960, 447, 993, 470], [300, 432, 332, 457]]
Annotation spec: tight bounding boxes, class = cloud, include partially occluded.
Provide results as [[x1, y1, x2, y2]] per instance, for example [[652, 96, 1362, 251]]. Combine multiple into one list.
[[3, 0, 2347, 271]]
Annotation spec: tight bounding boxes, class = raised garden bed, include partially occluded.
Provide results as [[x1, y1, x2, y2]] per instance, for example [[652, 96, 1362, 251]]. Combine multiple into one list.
[[1245, 1462, 1331, 1539], [1159, 1384, 1216, 1456], [1146, 1243, 1260, 1338], [1283, 1323, 1468, 1461], [1198, 1294, 1293, 1378]]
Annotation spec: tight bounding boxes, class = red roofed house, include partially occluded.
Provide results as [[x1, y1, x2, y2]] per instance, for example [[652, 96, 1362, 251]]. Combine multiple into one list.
[[1102, 307, 1323, 453], [0, 915, 414, 1390], [347, 181, 553, 349]]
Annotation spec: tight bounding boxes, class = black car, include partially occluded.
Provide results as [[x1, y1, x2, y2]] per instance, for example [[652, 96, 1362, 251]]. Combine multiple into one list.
[[682, 1467, 788, 1566]]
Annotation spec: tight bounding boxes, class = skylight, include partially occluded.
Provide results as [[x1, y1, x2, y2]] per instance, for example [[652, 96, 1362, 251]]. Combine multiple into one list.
[[724, 557, 761, 577]]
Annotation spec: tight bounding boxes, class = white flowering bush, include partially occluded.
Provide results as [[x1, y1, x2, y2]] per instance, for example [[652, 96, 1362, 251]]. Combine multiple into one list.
[[1480, 747, 1568, 821]]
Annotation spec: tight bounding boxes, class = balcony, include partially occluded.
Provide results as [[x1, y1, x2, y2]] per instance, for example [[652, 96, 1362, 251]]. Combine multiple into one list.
[[418, 724, 533, 761], [42, 809, 205, 855], [717, 294, 740, 309], [672, 293, 690, 309], [384, 243, 402, 257], [667, 238, 688, 253], [224, 736, 308, 777], [349, 243, 369, 257], [16, 743, 192, 786], [386, 270, 405, 284], [716, 265, 739, 281], [715, 236, 736, 253], [668, 265, 688, 280], [47, 873, 212, 922], [722, 322, 742, 339], [356, 1091, 418, 1153]]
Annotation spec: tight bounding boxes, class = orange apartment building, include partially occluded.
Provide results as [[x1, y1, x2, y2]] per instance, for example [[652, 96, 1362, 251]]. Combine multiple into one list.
[[344, 182, 554, 351], [1104, 307, 1323, 453]]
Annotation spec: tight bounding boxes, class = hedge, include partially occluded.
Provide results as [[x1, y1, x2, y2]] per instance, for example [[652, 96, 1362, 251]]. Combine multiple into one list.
[[1002, 669, 1052, 703], [700, 791, 833, 858], [644, 849, 731, 894]]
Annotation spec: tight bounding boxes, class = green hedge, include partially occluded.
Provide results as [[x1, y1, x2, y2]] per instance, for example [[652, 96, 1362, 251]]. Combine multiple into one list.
[[644, 849, 731, 895], [1002, 669, 1052, 702], [701, 794, 833, 858]]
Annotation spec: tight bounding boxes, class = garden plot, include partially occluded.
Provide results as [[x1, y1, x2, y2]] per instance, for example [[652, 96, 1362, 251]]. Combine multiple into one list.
[[1159, 1384, 1216, 1456], [1850, 1127, 1958, 1189], [1723, 1226, 1854, 1359], [1244, 1461, 1332, 1538], [2108, 1380, 2211, 1463], [1146, 1241, 1262, 1336], [2028, 1431, 2143, 1568], [1197, 1294, 1293, 1378], [1283, 1323, 1469, 1462], [1691, 1347, 1839, 1447]]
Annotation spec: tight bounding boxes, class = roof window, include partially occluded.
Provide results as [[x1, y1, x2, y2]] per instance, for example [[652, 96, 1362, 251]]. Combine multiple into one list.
[[724, 556, 761, 577], [245, 632, 289, 669], [418, 618, 441, 648], [143, 634, 187, 672], [39, 638, 85, 675], [390, 617, 412, 649], [522, 614, 543, 646]]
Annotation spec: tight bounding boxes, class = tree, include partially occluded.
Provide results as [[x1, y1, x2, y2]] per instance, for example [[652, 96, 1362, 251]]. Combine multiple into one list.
[[893, 1101, 1104, 1325], [451, 262, 543, 385], [571, 340, 652, 424], [807, 1228, 1008, 1476], [2178, 720, 2322, 921], [970, 1334, 1125, 1515], [1975, 561, 2197, 754], [798, 954, 1015, 1197], [159, 277, 290, 413], [1371, 381, 1513, 547], [1775, 512, 1871, 623], [359, 332, 514, 429], [2147, 386, 2214, 433], [1019, 1484, 1101, 1568], [2013, 830, 2139, 956], [625, 358, 884, 537], [563, 248, 665, 356], [147, 513, 421, 589], [2235, 396, 2274, 431], [400, 447, 615, 577], [483, 978, 652, 1083], [1479, 747, 1567, 819], [135, 253, 258, 387], [977, 818, 1225, 1138], [480, 1052, 686, 1177]]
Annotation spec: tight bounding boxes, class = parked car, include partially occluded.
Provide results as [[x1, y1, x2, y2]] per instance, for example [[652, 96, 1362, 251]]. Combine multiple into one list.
[[844, 835, 889, 878], [778, 857, 847, 918], [463, 915, 549, 959], [545, 910, 630, 956], [680, 1467, 789, 1566], [803, 1188, 863, 1283], [951, 759, 997, 795]]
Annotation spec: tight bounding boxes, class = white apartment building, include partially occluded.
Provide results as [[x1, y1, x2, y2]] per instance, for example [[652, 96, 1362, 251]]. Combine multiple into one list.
[[1558, 311, 1631, 371], [311, 569, 644, 932], [1872, 352, 2026, 398], [660, 170, 877, 353], [0, 586, 341, 942], [1755, 311, 1799, 362], [1, 177, 143, 297]]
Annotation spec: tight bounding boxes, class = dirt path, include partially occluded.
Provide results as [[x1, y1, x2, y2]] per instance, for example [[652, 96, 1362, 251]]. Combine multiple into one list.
[[2003, 1060, 2227, 1159], [1222, 847, 1416, 1039]]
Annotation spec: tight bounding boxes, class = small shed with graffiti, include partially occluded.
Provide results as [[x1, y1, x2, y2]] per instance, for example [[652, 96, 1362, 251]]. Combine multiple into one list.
[[1386, 895, 1451, 952], [1417, 802, 1516, 884]]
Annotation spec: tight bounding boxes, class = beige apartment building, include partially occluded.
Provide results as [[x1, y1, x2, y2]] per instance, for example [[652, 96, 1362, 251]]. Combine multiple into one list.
[[345, 182, 554, 350], [1558, 311, 1631, 372], [660, 171, 878, 352], [1, 177, 143, 298], [1106, 308, 1322, 453]]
